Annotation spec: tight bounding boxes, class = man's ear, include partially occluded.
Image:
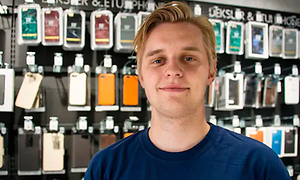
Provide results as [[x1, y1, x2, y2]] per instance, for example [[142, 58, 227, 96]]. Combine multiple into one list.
[[207, 61, 217, 85], [139, 73, 145, 89]]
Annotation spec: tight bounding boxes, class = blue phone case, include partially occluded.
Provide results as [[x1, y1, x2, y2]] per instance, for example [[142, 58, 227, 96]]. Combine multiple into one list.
[[271, 130, 282, 155]]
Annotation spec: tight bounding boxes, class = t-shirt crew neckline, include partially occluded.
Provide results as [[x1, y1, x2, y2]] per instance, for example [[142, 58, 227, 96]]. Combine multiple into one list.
[[140, 123, 219, 162]]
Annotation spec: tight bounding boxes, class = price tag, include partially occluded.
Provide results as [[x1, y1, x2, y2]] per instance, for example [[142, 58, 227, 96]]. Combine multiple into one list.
[[111, 65, 117, 73], [35, 126, 41, 134], [59, 127, 65, 134], [292, 65, 298, 76], [194, 5, 201, 16], [26, 55, 35, 65], [78, 119, 87, 130], [277, 81, 281, 93], [234, 61, 241, 73], [255, 62, 262, 74], [232, 116, 240, 127], [255, 116, 263, 127], [124, 0, 133, 10], [147, 2, 155, 11], [88, 126, 93, 134], [24, 120, 33, 131], [106, 118, 114, 130], [274, 115, 281, 126], [293, 115, 299, 126], [47, 0, 55, 4], [71, 0, 79, 5], [274, 64, 281, 75], [49, 119, 58, 131], [256, 12, 263, 22], [114, 126, 119, 133], [54, 56, 63, 66], [95, 67, 101, 74], [75, 56, 84, 67], [104, 56, 112, 68]]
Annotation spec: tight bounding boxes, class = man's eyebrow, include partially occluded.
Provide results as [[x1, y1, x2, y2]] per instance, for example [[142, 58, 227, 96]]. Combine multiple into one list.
[[146, 49, 163, 58], [183, 46, 201, 52]]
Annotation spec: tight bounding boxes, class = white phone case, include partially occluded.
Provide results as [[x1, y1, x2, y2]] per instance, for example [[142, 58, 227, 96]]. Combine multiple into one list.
[[43, 133, 64, 171], [15, 73, 43, 109], [69, 73, 87, 105], [284, 76, 299, 104]]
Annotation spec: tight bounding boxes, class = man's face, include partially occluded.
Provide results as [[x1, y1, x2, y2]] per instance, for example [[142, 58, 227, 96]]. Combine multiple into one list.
[[139, 22, 216, 118]]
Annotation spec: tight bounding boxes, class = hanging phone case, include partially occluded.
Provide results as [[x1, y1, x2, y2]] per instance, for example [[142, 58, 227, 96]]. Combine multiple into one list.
[[18, 133, 41, 172], [17, 4, 41, 45], [226, 21, 244, 55], [0, 136, 3, 168], [98, 73, 115, 105], [123, 75, 139, 106], [69, 73, 87, 106], [43, 133, 64, 171], [42, 7, 63, 46], [0, 75, 4, 106], [72, 134, 90, 168], [284, 129, 295, 154], [244, 76, 259, 107], [249, 130, 264, 143], [284, 76, 299, 104], [272, 129, 282, 155], [269, 25, 283, 57], [100, 134, 116, 150], [210, 19, 224, 53], [90, 10, 113, 50], [283, 29, 298, 59], [263, 77, 278, 107], [228, 78, 239, 106], [15, 73, 43, 109]]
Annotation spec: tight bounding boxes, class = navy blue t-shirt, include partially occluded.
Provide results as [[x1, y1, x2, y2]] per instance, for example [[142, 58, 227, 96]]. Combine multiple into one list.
[[84, 123, 291, 180]]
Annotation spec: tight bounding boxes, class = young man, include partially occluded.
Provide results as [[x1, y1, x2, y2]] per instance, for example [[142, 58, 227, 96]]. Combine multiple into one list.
[[85, 2, 291, 179]]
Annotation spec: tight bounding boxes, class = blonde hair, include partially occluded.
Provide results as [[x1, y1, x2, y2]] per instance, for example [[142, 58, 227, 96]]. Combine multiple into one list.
[[133, 1, 217, 73]]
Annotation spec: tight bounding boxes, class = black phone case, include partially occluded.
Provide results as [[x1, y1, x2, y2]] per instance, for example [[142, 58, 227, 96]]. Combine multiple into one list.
[[71, 134, 91, 168], [284, 130, 295, 154], [0, 75, 5, 105], [18, 133, 41, 171]]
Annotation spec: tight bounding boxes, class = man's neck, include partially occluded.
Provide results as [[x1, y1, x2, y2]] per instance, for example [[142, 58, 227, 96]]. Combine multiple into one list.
[[148, 107, 210, 153]]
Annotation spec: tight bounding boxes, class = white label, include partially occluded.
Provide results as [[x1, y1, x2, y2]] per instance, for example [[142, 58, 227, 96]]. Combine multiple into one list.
[[35, 126, 41, 134], [292, 66, 299, 76], [95, 67, 101, 74], [71, 0, 79, 5], [104, 57, 112, 68], [293, 115, 300, 126], [114, 126, 119, 133], [274, 116, 281, 126], [209, 118, 217, 125], [233, 128, 241, 134], [75, 56, 84, 67], [26, 55, 35, 65], [194, 5, 201, 16], [256, 13, 263, 22], [275, 14, 283, 24], [79, 119, 87, 130], [232, 117, 240, 127], [54, 56, 63, 66], [49, 119, 58, 131], [255, 116, 263, 127], [106, 119, 114, 130], [277, 81, 281, 93], [234, 62, 241, 73], [24, 120, 33, 131], [274, 65, 281, 75], [111, 65, 117, 73], [25, 0, 34, 3], [88, 126, 93, 133], [124, 1, 133, 10], [47, 0, 55, 4], [255, 63, 262, 74]]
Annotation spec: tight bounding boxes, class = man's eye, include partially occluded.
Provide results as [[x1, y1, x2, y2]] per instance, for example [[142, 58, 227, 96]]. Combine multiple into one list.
[[185, 57, 194, 61], [153, 59, 162, 64]]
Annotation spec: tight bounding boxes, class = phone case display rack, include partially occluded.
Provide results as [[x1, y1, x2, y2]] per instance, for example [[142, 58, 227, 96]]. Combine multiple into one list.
[[0, 0, 300, 179]]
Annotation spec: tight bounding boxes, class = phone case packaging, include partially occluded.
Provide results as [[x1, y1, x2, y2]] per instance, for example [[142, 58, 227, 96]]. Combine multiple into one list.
[[269, 25, 283, 57], [63, 9, 86, 51], [41, 7, 63, 46], [245, 22, 269, 59], [17, 3, 41, 45], [226, 21, 244, 55], [282, 127, 298, 157], [209, 19, 224, 54], [284, 76, 299, 105], [0, 69, 15, 112], [283, 29, 298, 59], [114, 13, 138, 53], [90, 10, 113, 51]]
